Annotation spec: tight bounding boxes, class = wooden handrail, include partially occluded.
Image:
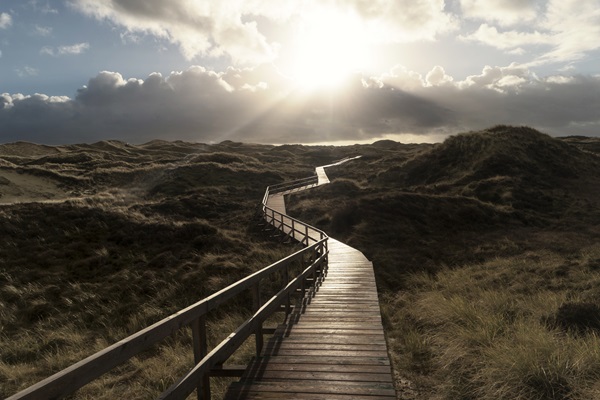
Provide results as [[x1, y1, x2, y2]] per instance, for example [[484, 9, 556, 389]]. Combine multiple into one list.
[[267, 176, 318, 195], [261, 175, 318, 206], [158, 251, 327, 399], [8, 173, 329, 400]]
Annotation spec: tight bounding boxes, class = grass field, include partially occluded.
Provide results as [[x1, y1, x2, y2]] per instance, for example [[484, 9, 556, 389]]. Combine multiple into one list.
[[2, 126, 600, 399]]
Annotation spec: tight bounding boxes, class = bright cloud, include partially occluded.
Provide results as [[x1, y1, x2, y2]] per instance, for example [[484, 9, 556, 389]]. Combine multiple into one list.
[[0, 12, 12, 29], [58, 42, 90, 55], [461, 0, 600, 68], [536, 0, 600, 64], [461, 24, 552, 50], [28, 0, 59, 14], [15, 66, 39, 77], [33, 25, 53, 36], [68, 0, 276, 64], [337, 0, 458, 42], [460, 0, 541, 26], [41, 42, 90, 56], [426, 66, 454, 87], [67, 0, 457, 65]]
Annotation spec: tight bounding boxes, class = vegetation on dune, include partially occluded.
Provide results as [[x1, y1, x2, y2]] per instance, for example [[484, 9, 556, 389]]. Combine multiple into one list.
[[2, 127, 600, 399], [285, 126, 600, 399], [0, 140, 319, 399], [385, 245, 600, 399], [375, 126, 600, 217]]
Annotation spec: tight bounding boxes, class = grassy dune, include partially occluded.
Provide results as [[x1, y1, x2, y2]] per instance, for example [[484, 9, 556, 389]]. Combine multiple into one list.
[[0, 140, 344, 398], [2, 127, 600, 399], [286, 126, 600, 399]]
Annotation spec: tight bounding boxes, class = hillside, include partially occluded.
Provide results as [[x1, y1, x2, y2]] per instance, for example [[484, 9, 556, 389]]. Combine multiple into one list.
[[0, 139, 376, 398], [285, 126, 600, 399], [3, 127, 600, 399], [376, 126, 600, 216]]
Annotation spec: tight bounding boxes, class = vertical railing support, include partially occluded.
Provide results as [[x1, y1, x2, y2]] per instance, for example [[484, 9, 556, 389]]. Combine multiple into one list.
[[252, 283, 263, 355], [300, 256, 307, 306], [284, 265, 291, 319], [322, 240, 329, 277], [191, 316, 210, 400]]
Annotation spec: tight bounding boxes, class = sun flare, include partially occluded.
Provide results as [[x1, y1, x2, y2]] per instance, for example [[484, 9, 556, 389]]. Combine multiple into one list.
[[290, 8, 372, 90]]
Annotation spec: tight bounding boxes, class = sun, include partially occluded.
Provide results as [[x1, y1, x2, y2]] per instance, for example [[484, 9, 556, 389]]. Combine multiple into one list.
[[289, 8, 372, 90]]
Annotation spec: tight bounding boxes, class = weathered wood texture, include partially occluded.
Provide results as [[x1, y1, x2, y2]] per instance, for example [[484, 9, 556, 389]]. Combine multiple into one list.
[[226, 156, 395, 399]]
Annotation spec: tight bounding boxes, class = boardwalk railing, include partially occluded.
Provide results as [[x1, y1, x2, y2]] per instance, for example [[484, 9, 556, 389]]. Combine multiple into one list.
[[267, 175, 318, 195], [262, 175, 327, 246], [8, 177, 329, 400]]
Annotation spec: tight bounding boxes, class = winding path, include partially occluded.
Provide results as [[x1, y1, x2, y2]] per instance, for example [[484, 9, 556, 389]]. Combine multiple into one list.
[[225, 159, 395, 399]]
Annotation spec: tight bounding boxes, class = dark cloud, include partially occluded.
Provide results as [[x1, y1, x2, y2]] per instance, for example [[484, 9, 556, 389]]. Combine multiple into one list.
[[419, 72, 600, 136], [1, 65, 599, 144]]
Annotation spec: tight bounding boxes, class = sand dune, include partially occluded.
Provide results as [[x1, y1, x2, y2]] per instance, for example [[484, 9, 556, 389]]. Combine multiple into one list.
[[0, 169, 69, 204]]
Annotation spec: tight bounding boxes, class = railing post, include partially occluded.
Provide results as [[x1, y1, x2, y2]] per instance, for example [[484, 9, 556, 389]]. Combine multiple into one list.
[[304, 225, 309, 246], [252, 283, 263, 355], [286, 217, 294, 241], [311, 262, 317, 297], [300, 257, 307, 304], [324, 240, 329, 277], [191, 316, 210, 400], [279, 212, 284, 232], [284, 265, 291, 319]]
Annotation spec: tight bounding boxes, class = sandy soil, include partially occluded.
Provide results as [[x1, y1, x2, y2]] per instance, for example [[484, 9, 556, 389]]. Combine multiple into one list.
[[0, 169, 69, 204]]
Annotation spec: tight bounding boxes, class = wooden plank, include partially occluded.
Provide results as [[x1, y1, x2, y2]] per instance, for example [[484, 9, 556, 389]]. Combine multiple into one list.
[[261, 349, 388, 357], [249, 355, 391, 366], [290, 317, 383, 322], [295, 317, 382, 323], [269, 336, 387, 345], [241, 370, 394, 383], [244, 361, 392, 374], [227, 381, 396, 397], [307, 297, 379, 302], [280, 328, 385, 335], [226, 390, 395, 399], [301, 305, 382, 310], [298, 312, 381, 317], [264, 342, 388, 351]]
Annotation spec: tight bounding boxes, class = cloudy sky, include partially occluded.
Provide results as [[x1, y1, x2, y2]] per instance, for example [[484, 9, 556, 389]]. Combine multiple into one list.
[[1, 0, 599, 144]]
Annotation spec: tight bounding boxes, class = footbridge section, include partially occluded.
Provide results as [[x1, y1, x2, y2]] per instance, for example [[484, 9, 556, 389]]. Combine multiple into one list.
[[225, 157, 395, 399]]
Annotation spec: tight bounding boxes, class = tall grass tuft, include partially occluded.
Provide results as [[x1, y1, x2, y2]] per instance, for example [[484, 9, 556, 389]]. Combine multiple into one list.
[[382, 245, 600, 399]]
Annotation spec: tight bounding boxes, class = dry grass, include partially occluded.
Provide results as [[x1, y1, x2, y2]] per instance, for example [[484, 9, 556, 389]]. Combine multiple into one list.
[[0, 140, 332, 399], [3, 128, 600, 399], [382, 245, 600, 399], [284, 126, 600, 399]]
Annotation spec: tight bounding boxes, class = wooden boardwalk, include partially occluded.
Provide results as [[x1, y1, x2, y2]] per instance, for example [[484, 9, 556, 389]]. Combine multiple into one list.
[[225, 161, 395, 399]]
